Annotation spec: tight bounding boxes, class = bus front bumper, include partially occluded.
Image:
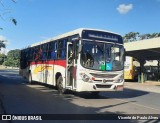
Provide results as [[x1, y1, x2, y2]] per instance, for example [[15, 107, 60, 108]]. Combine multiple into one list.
[[76, 80, 124, 92]]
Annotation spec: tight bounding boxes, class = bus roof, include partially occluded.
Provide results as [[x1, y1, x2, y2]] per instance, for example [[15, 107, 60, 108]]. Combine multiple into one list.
[[29, 28, 121, 48]]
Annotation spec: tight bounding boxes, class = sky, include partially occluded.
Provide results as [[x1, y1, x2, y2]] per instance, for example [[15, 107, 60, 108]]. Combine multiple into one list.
[[0, 0, 160, 53]]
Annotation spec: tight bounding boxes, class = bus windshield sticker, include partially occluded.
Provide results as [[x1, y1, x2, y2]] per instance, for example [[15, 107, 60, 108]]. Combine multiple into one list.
[[100, 64, 106, 70], [106, 63, 112, 70]]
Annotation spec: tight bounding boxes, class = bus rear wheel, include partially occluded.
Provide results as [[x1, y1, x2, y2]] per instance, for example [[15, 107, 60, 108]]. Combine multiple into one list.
[[28, 73, 32, 84], [57, 76, 66, 94]]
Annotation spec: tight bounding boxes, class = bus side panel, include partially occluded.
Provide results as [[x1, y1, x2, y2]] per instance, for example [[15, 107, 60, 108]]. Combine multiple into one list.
[[44, 61, 54, 85], [31, 63, 44, 82], [30, 62, 52, 85], [30, 62, 53, 84], [27, 60, 66, 86]]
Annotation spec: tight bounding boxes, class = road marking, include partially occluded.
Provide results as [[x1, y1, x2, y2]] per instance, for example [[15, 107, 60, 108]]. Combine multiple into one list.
[[128, 101, 160, 111], [101, 94, 160, 112]]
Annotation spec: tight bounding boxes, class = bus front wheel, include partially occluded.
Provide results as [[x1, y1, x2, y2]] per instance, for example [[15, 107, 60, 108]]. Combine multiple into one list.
[[57, 76, 66, 94]]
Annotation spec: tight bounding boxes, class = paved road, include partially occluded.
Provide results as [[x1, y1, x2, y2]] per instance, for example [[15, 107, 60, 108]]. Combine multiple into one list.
[[0, 69, 160, 123]]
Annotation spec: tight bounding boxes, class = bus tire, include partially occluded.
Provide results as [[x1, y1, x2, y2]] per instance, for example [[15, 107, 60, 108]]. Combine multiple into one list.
[[57, 76, 66, 94], [28, 73, 32, 84]]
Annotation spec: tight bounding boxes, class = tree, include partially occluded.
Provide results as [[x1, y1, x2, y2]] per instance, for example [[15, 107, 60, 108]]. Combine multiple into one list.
[[150, 33, 160, 38], [0, 40, 6, 49], [139, 33, 151, 40], [3, 49, 20, 67], [123, 32, 139, 43], [0, 53, 6, 65], [124, 32, 160, 42]]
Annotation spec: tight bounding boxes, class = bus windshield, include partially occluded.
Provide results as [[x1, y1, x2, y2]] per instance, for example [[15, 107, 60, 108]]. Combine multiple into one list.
[[81, 40, 124, 71]]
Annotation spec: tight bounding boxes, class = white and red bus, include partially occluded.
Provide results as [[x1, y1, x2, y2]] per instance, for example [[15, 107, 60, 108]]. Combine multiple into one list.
[[19, 28, 125, 94]]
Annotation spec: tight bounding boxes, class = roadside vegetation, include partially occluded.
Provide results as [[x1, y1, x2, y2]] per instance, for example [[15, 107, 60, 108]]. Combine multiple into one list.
[[0, 0, 18, 68], [123, 32, 160, 43], [0, 49, 20, 67]]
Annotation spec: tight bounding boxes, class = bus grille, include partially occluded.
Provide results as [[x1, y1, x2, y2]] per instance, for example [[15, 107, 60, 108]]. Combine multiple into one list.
[[96, 84, 112, 88], [94, 80, 114, 83], [90, 73, 117, 78]]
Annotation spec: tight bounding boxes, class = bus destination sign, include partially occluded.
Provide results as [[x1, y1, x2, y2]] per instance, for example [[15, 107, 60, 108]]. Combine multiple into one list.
[[82, 30, 123, 44]]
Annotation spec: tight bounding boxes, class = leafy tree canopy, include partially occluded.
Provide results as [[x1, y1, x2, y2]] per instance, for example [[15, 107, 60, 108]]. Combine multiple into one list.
[[0, 53, 6, 65], [0, 40, 6, 49], [3, 49, 20, 67], [123, 32, 160, 43]]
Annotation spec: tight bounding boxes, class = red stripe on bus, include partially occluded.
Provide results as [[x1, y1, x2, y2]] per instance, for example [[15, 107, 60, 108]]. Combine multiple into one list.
[[29, 60, 66, 68]]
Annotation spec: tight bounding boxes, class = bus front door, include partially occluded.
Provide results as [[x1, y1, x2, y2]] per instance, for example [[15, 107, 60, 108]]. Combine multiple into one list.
[[66, 42, 76, 90]]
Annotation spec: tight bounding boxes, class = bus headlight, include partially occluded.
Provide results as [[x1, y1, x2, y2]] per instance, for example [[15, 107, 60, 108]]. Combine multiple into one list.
[[82, 74, 90, 82], [115, 75, 124, 83], [80, 73, 90, 82]]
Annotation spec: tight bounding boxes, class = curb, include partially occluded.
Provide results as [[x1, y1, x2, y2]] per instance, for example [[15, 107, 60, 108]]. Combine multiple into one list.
[[124, 82, 160, 93]]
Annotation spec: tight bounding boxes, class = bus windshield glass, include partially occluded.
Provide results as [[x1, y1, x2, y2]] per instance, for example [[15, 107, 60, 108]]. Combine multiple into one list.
[[81, 40, 124, 71]]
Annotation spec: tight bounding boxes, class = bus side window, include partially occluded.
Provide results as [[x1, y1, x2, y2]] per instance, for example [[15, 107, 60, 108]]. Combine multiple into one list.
[[62, 39, 67, 59], [57, 40, 62, 59], [52, 42, 57, 59], [32, 48, 35, 60], [41, 43, 48, 60], [28, 48, 33, 61], [25, 49, 29, 62], [21, 50, 25, 68], [57, 39, 66, 59], [51, 50, 57, 59], [48, 41, 56, 60], [21, 49, 28, 69], [33, 46, 40, 61], [29, 49, 32, 61], [61, 49, 66, 59], [47, 43, 51, 59]]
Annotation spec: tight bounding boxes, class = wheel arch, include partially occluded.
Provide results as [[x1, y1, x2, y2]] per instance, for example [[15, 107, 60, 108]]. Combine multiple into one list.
[[55, 72, 62, 85]]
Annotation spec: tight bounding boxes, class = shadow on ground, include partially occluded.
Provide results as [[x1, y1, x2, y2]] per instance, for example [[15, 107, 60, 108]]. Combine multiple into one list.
[[0, 69, 153, 123]]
